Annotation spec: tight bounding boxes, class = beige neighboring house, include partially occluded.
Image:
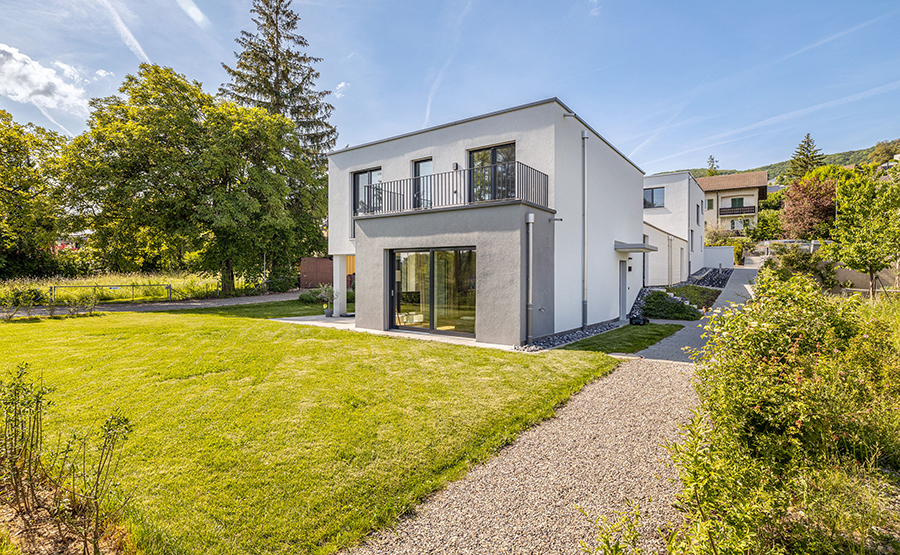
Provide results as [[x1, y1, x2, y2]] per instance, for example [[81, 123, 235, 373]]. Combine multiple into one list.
[[697, 170, 768, 231]]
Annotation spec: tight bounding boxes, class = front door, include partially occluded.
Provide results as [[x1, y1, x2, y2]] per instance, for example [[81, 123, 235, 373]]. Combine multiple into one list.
[[392, 249, 476, 336]]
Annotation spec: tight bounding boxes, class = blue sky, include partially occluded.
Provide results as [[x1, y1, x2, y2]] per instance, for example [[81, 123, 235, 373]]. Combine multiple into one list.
[[1, 0, 898, 174]]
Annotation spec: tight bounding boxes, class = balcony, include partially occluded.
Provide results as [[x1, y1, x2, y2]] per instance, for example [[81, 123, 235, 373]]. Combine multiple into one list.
[[719, 205, 757, 216], [355, 161, 549, 216]]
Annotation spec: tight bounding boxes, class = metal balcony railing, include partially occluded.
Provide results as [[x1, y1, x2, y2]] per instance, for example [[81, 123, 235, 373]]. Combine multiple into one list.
[[719, 205, 757, 216], [354, 161, 549, 216]]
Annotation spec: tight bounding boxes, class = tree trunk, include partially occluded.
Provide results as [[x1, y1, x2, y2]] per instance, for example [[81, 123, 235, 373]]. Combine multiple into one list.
[[222, 259, 235, 296], [869, 269, 876, 300]]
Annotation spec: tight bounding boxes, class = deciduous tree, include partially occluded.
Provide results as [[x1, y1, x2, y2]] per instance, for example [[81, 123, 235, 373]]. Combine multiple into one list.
[[782, 165, 844, 240], [0, 111, 66, 278], [62, 64, 305, 293], [867, 139, 900, 166], [825, 166, 900, 299]]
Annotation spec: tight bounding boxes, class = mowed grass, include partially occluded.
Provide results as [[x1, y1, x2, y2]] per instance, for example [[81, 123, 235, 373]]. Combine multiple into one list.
[[165, 300, 356, 319], [563, 323, 683, 353], [0, 305, 616, 554]]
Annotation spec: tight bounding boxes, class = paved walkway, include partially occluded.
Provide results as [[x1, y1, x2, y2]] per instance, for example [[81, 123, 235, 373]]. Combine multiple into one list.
[[636, 268, 757, 362]]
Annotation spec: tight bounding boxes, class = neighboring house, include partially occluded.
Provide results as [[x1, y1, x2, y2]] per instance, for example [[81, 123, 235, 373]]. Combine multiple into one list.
[[642, 171, 705, 284], [697, 171, 768, 231], [642, 222, 687, 286], [327, 98, 653, 346]]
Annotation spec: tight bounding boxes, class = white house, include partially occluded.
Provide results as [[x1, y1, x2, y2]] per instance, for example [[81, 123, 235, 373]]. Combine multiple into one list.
[[642, 172, 705, 285], [327, 98, 653, 346]]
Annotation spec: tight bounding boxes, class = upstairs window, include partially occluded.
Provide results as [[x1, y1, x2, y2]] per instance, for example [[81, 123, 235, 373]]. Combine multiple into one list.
[[706, 198, 713, 210], [643, 187, 665, 208], [730, 197, 744, 208], [353, 168, 383, 215], [696, 204, 701, 225]]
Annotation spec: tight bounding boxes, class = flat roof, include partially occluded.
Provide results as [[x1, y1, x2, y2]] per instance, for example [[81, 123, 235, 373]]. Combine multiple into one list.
[[328, 97, 644, 174]]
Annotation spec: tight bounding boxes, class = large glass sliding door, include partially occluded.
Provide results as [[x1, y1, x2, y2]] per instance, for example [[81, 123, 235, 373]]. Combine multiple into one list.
[[392, 248, 476, 336], [394, 252, 431, 329]]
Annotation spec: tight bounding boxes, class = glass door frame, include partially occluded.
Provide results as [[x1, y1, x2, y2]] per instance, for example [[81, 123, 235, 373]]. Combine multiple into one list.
[[468, 143, 515, 203], [390, 247, 476, 338]]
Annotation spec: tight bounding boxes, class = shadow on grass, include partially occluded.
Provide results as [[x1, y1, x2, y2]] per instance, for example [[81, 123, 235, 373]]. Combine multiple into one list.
[[160, 300, 355, 320], [2, 314, 104, 325], [562, 323, 683, 353]]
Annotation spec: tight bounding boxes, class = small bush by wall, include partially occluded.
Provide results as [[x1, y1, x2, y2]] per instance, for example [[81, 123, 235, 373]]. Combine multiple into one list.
[[642, 291, 703, 321]]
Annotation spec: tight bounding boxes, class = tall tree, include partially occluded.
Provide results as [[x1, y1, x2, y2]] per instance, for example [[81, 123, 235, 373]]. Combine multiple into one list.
[[781, 165, 847, 240], [62, 64, 304, 293], [706, 155, 719, 177], [825, 166, 900, 299], [220, 0, 336, 168], [0, 111, 66, 278], [786, 133, 825, 180]]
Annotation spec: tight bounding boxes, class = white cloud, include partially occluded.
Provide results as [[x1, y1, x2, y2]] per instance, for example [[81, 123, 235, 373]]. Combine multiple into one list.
[[52, 61, 82, 82], [334, 82, 349, 98], [174, 0, 212, 30], [589, 0, 600, 16], [95, 69, 114, 79], [95, 0, 151, 64], [0, 44, 89, 117]]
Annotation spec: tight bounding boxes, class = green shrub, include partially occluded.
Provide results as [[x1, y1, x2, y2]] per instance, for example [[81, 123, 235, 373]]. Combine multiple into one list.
[[642, 291, 703, 321], [298, 290, 318, 303], [761, 243, 838, 289], [666, 268, 900, 553]]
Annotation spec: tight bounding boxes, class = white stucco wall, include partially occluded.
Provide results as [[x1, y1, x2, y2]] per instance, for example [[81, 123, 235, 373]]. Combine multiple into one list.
[[328, 103, 557, 256], [643, 223, 687, 286], [644, 172, 704, 276], [705, 246, 735, 268], [327, 98, 645, 338], [553, 115, 645, 332]]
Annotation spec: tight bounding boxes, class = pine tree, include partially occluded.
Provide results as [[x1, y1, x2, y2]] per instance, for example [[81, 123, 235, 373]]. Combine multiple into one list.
[[221, 0, 336, 170], [786, 133, 825, 181], [706, 155, 719, 177]]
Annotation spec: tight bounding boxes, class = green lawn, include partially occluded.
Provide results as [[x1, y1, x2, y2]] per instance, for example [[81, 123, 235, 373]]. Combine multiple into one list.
[[163, 300, 355, 319], [563, 323, 683, 353], [0, 303, 616, 554]]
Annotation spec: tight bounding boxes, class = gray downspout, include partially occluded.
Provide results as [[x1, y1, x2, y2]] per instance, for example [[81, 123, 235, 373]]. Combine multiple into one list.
[[581, 130, 589, 332], [526, 212, 534, 343]]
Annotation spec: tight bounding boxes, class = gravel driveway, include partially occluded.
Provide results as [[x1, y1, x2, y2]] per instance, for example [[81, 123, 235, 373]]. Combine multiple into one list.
[[346, 358, 696, 554]]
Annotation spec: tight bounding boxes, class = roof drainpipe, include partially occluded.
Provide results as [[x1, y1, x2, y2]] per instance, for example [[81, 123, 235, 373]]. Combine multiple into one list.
[[581, 130, 589, 332], [526, 212, 535, 344]]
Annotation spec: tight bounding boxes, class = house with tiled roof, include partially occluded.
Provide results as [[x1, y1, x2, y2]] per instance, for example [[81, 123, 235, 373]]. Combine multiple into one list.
[[696, 171, 768, 231]]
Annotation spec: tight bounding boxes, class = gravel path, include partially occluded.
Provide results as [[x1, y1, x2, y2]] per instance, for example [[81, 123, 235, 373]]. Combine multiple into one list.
[[346, 358, 697, 555]]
